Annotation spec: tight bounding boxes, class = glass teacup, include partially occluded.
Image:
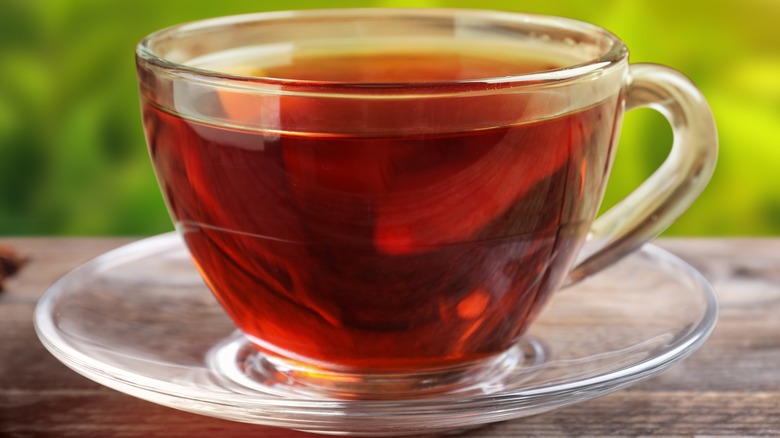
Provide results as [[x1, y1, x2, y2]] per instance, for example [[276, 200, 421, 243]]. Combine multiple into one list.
[[136, 8, 717, 398]]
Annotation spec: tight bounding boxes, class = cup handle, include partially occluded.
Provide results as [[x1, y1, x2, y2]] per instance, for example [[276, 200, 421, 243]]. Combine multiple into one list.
[[567, 63, 718, 284]]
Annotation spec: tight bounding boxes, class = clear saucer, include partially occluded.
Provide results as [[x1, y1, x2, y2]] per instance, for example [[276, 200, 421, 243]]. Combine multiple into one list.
[[34, 233, 717, 436]]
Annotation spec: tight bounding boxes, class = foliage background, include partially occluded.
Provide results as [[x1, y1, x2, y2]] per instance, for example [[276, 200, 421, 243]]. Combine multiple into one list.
[[1, 0, 778, 236]]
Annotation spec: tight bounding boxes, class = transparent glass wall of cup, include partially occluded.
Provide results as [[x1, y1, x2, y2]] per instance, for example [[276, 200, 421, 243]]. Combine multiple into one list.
[[136, 9, 717, 397]]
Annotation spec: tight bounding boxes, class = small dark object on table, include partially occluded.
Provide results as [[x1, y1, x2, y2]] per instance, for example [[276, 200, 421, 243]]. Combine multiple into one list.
[[0, 243, 27, 291]]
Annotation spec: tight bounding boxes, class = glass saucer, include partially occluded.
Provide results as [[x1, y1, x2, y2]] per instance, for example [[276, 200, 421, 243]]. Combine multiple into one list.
[[34, 233, 717, 436]]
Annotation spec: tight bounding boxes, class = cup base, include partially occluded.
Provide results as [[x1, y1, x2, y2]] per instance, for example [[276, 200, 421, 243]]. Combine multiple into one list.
[[208, 331, 546, 400]]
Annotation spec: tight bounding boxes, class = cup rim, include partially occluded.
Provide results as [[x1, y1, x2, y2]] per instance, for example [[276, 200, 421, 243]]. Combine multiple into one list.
[[136, 8, 628, 92]]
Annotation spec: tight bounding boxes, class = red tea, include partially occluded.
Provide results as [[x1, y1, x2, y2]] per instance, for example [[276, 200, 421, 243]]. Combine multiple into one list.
[[142, 45, 621, 371]]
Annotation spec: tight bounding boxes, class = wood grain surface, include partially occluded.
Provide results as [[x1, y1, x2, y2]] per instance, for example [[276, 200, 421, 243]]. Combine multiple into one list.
[[1, 237, 779, 437]]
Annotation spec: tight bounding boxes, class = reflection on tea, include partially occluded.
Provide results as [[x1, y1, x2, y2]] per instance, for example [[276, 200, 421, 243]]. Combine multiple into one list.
[[143, 45, 620, 371]]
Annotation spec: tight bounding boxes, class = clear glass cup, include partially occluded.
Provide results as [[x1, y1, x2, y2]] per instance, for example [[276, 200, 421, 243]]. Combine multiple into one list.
[[136, 8, 717, 398]]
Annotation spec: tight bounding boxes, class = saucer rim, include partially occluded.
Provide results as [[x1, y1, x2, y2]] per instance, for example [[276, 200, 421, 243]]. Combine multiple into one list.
[[33, 232, 718, 434]]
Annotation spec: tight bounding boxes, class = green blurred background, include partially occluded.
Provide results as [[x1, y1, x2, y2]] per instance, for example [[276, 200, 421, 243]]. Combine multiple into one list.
[[1, 0, 778, 236]]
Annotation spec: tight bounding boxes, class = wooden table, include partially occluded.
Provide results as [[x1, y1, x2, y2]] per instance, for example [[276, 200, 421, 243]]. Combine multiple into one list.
[[1, 237, 779, 437]]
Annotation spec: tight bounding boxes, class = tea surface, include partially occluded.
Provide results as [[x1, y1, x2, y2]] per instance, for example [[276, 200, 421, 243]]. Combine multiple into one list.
[[232, 45, 564, 82]]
